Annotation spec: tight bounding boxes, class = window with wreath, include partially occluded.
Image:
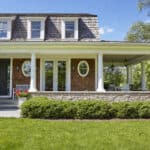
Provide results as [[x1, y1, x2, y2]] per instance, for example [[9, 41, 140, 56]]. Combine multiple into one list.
[[77, 61, 89, 77], [22, 61, 31, 77]]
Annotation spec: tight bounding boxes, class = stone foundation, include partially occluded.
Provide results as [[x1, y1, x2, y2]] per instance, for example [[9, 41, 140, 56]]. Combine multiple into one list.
[[30, 91, 150, 102]]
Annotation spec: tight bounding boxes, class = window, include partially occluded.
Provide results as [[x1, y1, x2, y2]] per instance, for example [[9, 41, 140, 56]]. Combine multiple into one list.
[[31, 21, 41, 39], [65, 21, 75, 38], [0, 21, 8, 38], [27, 18, 45, 40], [22, 61, 31, 77], [77, 61, 89, 77], [61, 18, 78, 40]]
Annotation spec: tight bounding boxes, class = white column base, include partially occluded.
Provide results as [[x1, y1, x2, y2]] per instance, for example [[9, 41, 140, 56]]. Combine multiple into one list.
[[96, 88, 106, 92], [28, 88, 37, 92]]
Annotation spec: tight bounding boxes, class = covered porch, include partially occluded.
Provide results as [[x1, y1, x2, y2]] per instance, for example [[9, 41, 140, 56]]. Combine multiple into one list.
[[0, 42, 150, 99]]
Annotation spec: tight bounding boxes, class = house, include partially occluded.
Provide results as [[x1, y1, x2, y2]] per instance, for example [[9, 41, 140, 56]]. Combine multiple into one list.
[[0, 13, 150, 100]]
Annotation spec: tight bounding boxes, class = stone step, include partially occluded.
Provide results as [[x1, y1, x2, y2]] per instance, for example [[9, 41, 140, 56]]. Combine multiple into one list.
[[0, 99, 18, 109], [0, 105, 18, 109]]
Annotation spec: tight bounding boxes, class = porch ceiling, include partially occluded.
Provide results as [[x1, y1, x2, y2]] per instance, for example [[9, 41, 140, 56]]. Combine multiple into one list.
[[104, 54, 150, 64], [0, 42, 149, 51]]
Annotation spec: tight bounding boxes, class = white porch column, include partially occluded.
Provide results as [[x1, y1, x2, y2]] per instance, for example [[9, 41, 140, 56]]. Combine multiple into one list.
[[141, 62, 146, 91], [29, 53, 37, 92], [66, 59, 71, 91], [127, 65, 132, 85], [96, 53, 105, 92]]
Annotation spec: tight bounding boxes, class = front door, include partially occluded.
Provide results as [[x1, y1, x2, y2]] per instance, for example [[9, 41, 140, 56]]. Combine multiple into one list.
[[0, 59, 10, 96], [44, 60, 67, 91]]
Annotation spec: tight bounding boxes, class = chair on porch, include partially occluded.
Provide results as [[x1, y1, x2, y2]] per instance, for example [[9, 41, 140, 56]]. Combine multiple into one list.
[[13, 84, 30, 100]]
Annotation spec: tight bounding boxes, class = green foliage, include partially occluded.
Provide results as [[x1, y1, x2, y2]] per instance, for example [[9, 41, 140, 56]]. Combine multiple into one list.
[[132, 63, 142, 90], [76, 100, 114, 119], [126, 21, 150, 42], [138, 102, 150, 118], [104, 66, 125, 89], [21, 97, 150, 119], [112, 102, 142, 118], [138, 0, 150, 13]]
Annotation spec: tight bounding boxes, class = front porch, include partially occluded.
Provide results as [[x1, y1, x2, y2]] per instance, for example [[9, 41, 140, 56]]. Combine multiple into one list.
[[0, 42, 150, 99]]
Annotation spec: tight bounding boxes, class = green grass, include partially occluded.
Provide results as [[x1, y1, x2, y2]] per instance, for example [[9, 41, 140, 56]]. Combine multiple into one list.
[[0, 42, 150, 50], [0, 119, 150, 150]]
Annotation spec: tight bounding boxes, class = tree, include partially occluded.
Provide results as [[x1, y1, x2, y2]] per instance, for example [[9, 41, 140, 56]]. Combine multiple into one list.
[[126, 21, 150, 42], [138, 0, 150, 15], [138, 0, 150, 10]]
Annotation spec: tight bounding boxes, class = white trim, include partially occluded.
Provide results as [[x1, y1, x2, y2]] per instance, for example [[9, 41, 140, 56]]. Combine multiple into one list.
[[29, 53, 37, 92], [27, 18, 45, 40], [95, 56, 97, 90], [61, 18, 78, 40], [10, 58, 13, 97], [40, 58, 43, 91], [0, 58, 12, 98], [22, 60, 31, 77], [96, 53, 105, 92], [0, 19, 12, 40], [77, 60, 89, 77], [42, 59, 69, 91], [66, 59, 71, 91]]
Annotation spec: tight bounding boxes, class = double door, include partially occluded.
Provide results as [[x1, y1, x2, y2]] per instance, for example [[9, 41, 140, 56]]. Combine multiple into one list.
[[44, 60, 67, 91]]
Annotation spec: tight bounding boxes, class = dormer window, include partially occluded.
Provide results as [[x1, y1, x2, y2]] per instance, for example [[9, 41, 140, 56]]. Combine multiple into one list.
[[61, 18, 78, 40], [27, 18, 45, 40], [31, 21, 41, 39], [0, 18, 13, 40], [65, 21, 75, 38], [0, 21, 7, 38]]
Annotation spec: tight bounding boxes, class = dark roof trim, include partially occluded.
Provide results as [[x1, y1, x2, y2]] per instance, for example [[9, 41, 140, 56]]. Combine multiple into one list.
[[0, 13, 97, 17]]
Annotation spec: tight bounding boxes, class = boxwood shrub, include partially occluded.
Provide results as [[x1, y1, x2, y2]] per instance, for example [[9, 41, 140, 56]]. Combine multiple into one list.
[[21, 97, 150, 119]]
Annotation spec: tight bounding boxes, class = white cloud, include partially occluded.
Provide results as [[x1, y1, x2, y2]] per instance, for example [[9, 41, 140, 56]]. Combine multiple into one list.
[[99, 27, 114, 35], [99, 27, 105, 35], [106, 27, 114, 33]]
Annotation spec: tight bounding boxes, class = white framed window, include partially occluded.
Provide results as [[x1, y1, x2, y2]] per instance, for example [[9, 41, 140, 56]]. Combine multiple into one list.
[[0, 18, 13, 40], [61, 18, 78, 40], [22, 60, 31, 77], [27, 18, 45, 40], [77, 61, 89, 77]]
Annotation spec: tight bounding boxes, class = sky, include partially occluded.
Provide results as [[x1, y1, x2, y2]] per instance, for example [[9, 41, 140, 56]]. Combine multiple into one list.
[[0, 0, 149, 41]]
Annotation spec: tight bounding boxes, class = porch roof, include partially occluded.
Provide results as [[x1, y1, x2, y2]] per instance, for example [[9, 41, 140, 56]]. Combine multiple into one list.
[[0, 42, 149, 51]]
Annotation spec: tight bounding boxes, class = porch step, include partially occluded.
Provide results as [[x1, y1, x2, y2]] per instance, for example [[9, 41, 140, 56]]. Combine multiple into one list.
[[0, 99, 18, 109]]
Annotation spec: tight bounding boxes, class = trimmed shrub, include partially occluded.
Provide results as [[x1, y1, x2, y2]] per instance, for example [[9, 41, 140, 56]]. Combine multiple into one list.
[[138, 102, 150, 118], [76, 100, 114, 119], [21, 98, 77, 119], [21, 97, 150, 119], [112, 102, 141, 119]]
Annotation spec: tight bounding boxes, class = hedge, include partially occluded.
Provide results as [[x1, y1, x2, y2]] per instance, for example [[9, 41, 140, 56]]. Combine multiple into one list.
[[21, 97, 150, 119]]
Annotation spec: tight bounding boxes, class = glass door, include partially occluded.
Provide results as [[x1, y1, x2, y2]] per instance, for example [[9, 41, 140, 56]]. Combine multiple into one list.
[[0, 59, 10, 96], [58, 61, 66, 91], [45, 61, 53, 91], [44, 60, 67, 91]]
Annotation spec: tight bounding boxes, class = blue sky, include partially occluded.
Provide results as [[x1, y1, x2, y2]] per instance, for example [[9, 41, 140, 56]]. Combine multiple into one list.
[[0, 0, 149, 41]]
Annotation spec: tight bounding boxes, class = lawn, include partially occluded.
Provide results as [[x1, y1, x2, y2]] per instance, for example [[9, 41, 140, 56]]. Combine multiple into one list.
[[0, 119, 150, 150]]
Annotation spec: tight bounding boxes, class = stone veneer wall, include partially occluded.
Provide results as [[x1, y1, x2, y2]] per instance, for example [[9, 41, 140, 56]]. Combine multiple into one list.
[[71, 59, 95, 91], [13, 59, 40, 90], [31, 91, 150, 102]]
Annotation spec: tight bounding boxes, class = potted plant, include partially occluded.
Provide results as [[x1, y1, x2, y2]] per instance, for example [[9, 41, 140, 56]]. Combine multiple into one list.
[[16, 90, 30, 107]]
